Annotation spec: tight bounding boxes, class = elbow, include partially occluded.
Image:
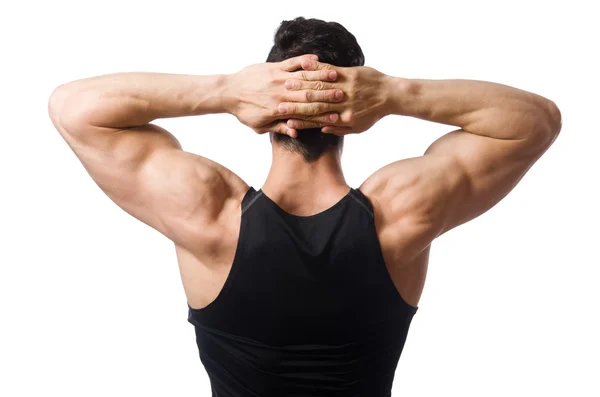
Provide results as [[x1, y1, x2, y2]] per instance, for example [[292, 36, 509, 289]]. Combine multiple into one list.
[[48, 85, 68, 119], [545, 100, 562, 136], [48, 84, 90, 133], [48, 85, 71, 133], [48, 84, 78, 124], [532, 100, 562, 149]]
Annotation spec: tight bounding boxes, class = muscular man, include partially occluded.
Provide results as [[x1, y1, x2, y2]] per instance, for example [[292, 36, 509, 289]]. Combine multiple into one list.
[[48, 17, 561, 397]]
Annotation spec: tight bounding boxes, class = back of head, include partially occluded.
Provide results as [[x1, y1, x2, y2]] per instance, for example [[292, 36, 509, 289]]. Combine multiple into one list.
[[266, 17, 365, 162]]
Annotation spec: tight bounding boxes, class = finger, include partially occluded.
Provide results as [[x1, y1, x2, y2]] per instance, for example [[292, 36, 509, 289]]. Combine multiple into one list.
[[275, 122, 298, 138], [286, 119, 323, 130], [287, 113, 339, 129], [299, 59, 335, 72], [283, 89, 344, 103], [284, 79, 337, 91], [280, 54, 319, 72], [321, 125, 353, 136], [278, 102, 336, 118], [292, 69, 338, 82], [254, 121, 297, 138]]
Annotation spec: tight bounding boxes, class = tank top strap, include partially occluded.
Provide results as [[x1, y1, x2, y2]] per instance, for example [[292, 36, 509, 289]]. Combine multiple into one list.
[[349, 187, 374, 218], [241, 186, 263, 215]]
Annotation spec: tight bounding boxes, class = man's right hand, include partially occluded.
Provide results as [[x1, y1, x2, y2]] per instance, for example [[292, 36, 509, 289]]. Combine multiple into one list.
[[279, 61, 398, 136]]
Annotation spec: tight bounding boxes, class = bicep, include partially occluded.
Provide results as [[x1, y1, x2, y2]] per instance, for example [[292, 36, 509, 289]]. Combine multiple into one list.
[[53, 118, 247, 248]]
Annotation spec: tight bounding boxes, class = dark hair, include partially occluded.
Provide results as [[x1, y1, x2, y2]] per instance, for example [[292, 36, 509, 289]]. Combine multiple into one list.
[[266, 17, 365, 162]]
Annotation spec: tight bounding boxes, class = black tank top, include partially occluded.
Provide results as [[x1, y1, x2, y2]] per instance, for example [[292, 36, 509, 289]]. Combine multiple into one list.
[[187, 186, 418, 397]]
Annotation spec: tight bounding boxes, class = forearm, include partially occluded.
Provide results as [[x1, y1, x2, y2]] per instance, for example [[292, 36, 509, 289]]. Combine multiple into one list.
[[385, 77, 562, 142], [52, 72, 230, 128]]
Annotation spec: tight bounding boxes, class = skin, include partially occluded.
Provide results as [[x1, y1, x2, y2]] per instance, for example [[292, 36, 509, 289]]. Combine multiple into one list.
[[48, 54, 561, 310]]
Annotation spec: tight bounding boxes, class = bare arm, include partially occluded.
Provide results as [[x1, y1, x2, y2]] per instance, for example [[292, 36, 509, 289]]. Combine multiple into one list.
[[48, 73, 248, 253], [380, 77, 562, 234], [280, 63, 562, 261], [47, 55, 343, 252], [390, 77, 561, 143]]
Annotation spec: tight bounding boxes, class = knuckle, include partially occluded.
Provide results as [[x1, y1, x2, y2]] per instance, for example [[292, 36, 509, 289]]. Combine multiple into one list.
[[269, 69, 281, 83], [305, 90, 312, 102], [271, 92, 282, 103], [315, 81, 325, 90], [347, 69, 358, 81]]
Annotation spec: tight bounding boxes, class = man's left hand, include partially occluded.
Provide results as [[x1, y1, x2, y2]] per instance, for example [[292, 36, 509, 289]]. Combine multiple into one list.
[[224, 54, 344, 138]]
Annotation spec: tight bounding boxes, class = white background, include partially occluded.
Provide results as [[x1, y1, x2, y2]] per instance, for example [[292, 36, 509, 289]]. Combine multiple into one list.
[[2, 0, 598, 396]]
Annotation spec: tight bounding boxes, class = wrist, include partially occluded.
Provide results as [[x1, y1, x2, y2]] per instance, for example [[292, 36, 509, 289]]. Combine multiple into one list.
[[219, 73, 241, 115], [383, 76, 417, 116], [184, 74, 231, 115]]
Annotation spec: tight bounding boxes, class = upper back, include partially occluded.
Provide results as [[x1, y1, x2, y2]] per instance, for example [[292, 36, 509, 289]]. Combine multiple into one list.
[[185, 185, 418, 396]]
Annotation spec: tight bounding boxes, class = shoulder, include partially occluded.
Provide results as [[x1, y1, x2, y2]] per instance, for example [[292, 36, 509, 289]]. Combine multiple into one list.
[[155, 152, 249, 256], [190, 156, 249, 238], [359, 154, 462, 262]]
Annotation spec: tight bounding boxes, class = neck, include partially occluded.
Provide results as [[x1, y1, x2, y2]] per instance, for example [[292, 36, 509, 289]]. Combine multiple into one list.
[[262, 146, 349, 210]]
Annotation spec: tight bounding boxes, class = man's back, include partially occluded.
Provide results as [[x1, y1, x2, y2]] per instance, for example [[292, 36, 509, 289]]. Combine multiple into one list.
[[178, 177, 430, 315], [185, 186, 417, 396]]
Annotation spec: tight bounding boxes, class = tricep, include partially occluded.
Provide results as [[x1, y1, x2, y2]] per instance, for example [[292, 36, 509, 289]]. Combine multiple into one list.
[[48, 104, 240, 251], [424, 128, 554, 236], [362, 129, 553, 262]]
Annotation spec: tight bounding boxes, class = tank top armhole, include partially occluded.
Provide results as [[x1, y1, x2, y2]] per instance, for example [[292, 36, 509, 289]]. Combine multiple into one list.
[[354, 188, 419, 314], [188, 186, 258, 314]]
